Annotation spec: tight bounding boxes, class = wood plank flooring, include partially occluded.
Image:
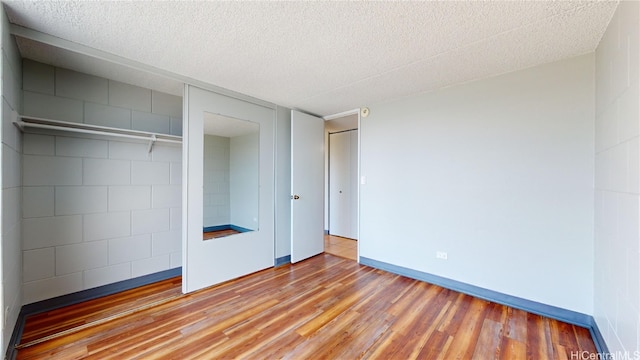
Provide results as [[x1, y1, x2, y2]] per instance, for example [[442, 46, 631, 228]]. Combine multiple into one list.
[[17, 254, 596, 359], [203, 229, 241, 240], [324, 235, 357, 260], [18, 277, 183, 348]]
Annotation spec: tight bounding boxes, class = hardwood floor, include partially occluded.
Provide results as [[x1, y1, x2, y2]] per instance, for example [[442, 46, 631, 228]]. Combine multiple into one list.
[[18, 279, 183, 347], [203, 229, 240, 240], [324, 234, 357, 260], [17, 254, 596, 359]]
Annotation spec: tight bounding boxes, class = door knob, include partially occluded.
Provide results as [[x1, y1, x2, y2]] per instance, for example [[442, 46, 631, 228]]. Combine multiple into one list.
[[292, 195, 300, 200]]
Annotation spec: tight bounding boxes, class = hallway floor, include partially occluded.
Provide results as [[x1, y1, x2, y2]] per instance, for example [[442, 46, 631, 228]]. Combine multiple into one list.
[[324, 234, 357, 260]]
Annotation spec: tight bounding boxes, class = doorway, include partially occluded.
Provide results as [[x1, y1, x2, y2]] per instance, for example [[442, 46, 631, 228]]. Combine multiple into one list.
[[324, 113, 359, 261]]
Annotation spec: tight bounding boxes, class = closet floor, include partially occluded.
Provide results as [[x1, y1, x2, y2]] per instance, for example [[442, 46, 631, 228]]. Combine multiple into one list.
[[18, 276, 182, 348], [203, 229, 241, 240]]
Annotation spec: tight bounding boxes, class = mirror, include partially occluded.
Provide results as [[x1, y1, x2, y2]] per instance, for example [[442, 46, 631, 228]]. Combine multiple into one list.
[[202, 112, 259, 240]]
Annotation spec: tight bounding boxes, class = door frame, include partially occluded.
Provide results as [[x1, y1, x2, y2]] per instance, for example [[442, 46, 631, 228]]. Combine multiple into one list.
[[323, 109, 361, 260]]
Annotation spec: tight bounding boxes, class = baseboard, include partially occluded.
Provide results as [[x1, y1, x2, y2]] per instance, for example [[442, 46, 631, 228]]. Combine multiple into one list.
[[204, 224, 252, 233], [275, 255, 291, 267], [324, 230, 329, 235], [359, 257, 608, 352], [6, 258, 611, 358], [5, 267, 182, 360], [229, 225, 252, 233], [5, 312, 24, 360], [588, 317, 610, 355]]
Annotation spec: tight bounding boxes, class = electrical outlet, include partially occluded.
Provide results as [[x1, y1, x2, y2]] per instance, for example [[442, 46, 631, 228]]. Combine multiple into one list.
[[436, 251, 448, 260]]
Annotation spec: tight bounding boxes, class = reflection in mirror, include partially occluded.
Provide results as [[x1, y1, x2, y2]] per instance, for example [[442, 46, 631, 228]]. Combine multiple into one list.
[[203, 112, 259, 240]]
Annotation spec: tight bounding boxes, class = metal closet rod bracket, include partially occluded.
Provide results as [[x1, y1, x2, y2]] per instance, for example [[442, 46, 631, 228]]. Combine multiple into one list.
[[147, 134, 157, 153]]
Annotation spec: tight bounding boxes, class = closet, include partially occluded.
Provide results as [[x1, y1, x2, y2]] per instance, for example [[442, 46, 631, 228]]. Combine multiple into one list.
[[13, 32, 280, 303], [325, 114, 359, 239], [328, 128, 358, 240]]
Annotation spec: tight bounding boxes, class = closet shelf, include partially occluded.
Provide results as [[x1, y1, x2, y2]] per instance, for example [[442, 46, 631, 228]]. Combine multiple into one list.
[[13, 115, 182, 153]]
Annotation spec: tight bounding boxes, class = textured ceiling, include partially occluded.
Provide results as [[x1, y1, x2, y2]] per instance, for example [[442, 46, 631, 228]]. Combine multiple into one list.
[[326, 114, 359, 133], [4, 1, 618, 117], [204, 112, 259, 138]]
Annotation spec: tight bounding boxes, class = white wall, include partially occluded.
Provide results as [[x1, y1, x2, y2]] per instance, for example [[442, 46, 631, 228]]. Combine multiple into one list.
[[594, 1, 639, 354], [21, 61, 183, 304], [274, 106, 291, 259], [203, 134, 230, 227], [1, 7, 22, 353], [360, 54, 595, 314], [230, 131, 259, 230]]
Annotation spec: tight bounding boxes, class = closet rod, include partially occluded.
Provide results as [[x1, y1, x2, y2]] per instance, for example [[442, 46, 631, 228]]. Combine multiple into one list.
[[14, 120, 182, 144], [13, 115, 182, 152]]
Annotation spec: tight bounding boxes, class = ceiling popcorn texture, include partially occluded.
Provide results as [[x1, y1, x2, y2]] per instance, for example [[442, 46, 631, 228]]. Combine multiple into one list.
[[4, 1, 618, 116]]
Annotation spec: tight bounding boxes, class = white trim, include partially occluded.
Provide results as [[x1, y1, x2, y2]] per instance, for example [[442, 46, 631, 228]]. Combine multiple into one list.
[[181, 84, 190, 294], [356, 110, 361, 262], [10, 24, 277, 110], [323, 108, 360, 121]]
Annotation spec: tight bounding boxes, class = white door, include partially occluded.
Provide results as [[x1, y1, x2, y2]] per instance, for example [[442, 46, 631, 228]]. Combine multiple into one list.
[[329, 131, 350, 237], [329, 130, 357, 239], [291, 110, 325, 263], [182, 85, 275, 293]]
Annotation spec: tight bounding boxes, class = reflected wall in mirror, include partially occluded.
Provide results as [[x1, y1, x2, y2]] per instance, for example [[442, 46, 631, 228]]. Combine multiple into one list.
[[203, 112, 259, 240]]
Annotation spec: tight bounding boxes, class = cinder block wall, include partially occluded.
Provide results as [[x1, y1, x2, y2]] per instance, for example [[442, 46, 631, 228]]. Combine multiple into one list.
[[21, 59, 183, 304], [2, 10, 24, 350], [203, 134, 230, 227], [23, 60, 182, 135], [593, 1, 640, 354]]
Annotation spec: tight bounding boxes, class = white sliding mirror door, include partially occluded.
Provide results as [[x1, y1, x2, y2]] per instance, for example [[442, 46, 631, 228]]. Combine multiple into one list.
[[183, 85, 275, 293]]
